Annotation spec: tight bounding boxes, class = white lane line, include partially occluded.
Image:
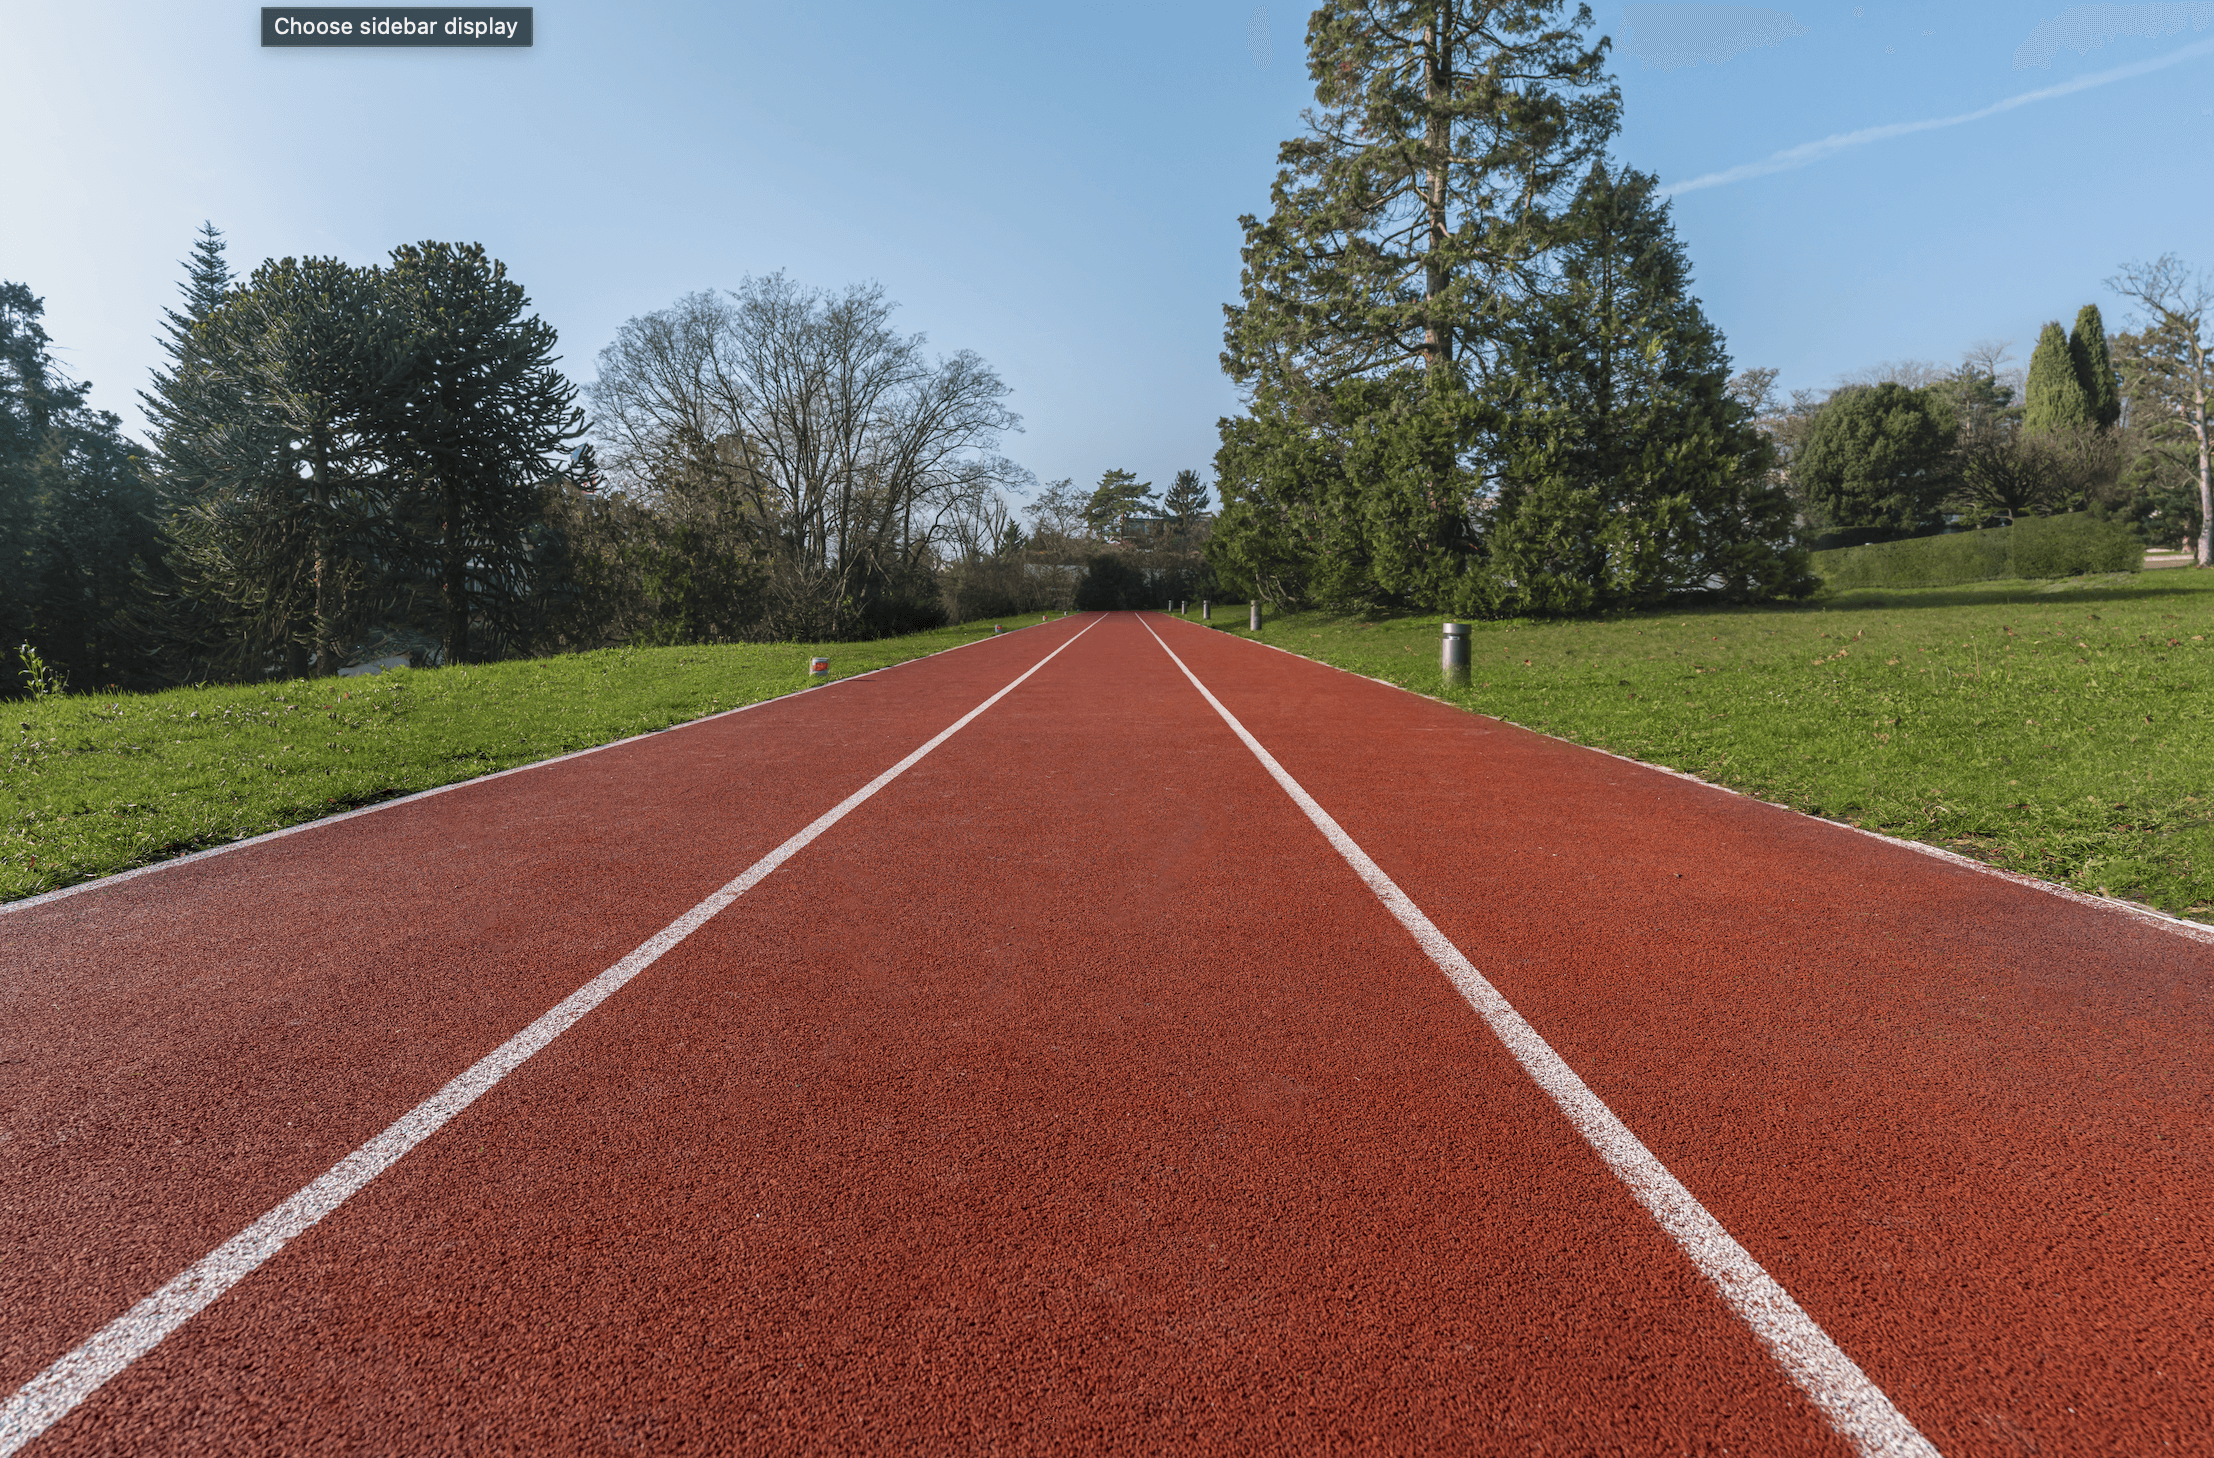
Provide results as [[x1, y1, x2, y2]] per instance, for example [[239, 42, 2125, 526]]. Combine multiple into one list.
[[0, 616, 1103, 1457], [2, 617, 1075, 917], [1139, 618, 1940, 1458], [1208, 619, 2213, 950]]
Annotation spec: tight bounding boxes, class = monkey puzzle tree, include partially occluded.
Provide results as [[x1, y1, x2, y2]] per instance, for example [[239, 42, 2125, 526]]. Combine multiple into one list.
[[374, 241, 584, 664], [185, 256, 397, 676]]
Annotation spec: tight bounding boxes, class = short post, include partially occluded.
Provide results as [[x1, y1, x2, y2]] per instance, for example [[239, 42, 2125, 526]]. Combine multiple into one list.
[[1249, 600, 1261, 632], [809, 656, 830, 686], [1201, 600, 1210, 621], [1441, 622, 1471, 686]]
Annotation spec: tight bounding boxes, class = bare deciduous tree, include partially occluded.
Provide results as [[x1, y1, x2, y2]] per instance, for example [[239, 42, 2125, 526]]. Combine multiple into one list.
[[590, 275, 1025, 637], [2109, 256, 2213, 566]]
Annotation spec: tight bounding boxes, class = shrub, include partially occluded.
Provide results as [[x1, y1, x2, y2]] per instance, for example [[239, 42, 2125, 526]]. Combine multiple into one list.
[[1811, 513, 2143, 589]]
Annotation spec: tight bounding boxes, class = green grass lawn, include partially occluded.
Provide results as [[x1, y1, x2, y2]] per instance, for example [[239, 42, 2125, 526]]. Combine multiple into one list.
[[1179, 572, 2214, 924], [1, 618, 1062, 904]]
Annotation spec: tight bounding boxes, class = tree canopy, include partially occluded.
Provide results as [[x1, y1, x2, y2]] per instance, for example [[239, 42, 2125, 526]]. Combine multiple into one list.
[[1793, 382, 1957, 540], [1222, 0, 1617, 395]]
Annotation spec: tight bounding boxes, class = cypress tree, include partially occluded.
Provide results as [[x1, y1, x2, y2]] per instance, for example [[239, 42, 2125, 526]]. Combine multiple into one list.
[[2069, 303, 2121, 429], [2023, 320, 2091, 435]]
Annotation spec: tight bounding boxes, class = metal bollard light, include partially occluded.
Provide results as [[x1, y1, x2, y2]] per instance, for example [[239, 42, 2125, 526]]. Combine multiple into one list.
[[1201, 599, 1210, 621], [1442, 622, 1471, 685], [1249, 600, 1261, 631]]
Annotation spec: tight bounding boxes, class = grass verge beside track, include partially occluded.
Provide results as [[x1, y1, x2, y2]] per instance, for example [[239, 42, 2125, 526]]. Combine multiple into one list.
[[1180, 573, 2214, 923], [1, 618, 1061, 903]]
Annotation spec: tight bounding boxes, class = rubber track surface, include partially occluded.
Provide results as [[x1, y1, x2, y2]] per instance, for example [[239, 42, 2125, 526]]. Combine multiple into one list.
[[2, 614, 2207, 1454]]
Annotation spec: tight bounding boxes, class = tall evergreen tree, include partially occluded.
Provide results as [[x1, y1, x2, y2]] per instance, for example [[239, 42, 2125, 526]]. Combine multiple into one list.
[[1223, 0, 1617, 394], [1084, 468, 1156, 538], [1481, 165, 1804, 610], [1, 282, 165, 691], [187, 256, 398, 676], [1215, 1, 1617, 612], [2069, 303, 2122, 429], [1163, 469, 1211, 533], [374, 241, 583, 664], [139, 223, 249, 678], [2024, 320, 2091, 434]]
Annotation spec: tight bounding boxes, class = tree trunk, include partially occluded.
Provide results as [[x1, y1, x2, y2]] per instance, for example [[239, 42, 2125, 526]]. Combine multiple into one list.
[[309, 427, 340, 676], [443, 476, 470, 665], [1421, 5, 1450, 376], [2195, 397, 2211, 569]]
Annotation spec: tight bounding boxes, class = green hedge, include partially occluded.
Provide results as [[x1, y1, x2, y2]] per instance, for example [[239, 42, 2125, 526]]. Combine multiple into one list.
[[1812, 513, 2144, 589]]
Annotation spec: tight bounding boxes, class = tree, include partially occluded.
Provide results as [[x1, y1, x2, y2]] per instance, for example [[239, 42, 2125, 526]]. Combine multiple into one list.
[[1, 282, 167, 693], [1480, 164, 1805, 609], [374, 241, 585, 664], [1223, 0, 1617, 394], [184, 256, 398, 676], [2109, 256, 2213, 566], [1022, 477, 1089, 551], [1073, 552, 1148, 610], [2024, 320, 2092, 435], [1211, 378, 1404, 608], [140, 224, 260, 680], [591, 278, 1023, 639], [1213, 0, 1618, 613], [1792, 382, 1957, 541], [2071, 303, 2121, 429], [1085, 468, 1156, 538], [1933, 363, 2050, 524], [1163, 468, 1212, 535]]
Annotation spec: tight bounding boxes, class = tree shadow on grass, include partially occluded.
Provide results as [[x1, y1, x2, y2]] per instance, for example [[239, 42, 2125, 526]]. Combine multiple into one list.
[[1683, 576, 2214, 618]]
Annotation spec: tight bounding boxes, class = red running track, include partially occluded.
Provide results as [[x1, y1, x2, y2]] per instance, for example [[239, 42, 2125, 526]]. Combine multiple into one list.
[[2, 612, 2209, 1454]]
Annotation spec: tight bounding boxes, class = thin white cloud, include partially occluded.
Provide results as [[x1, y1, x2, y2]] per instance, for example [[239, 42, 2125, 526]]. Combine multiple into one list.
[[1662, 33, 2214, 196], [2014, 3, 2214, 69]]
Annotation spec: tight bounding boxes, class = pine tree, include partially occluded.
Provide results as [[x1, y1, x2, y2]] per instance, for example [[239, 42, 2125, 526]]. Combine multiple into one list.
[[1482, 165, 1804, 608], [1224, 1, 1616, 394], [1084, 468, 1155, 538], [1, 282, 165, 690], [2024, 320, 2091, 435], [1163, 469, 1211, 533], [1793, 384, 1959, 537], [141, 223, 235, 475], [139, 223, 250, 678], [2070, 303, 2121, 429]]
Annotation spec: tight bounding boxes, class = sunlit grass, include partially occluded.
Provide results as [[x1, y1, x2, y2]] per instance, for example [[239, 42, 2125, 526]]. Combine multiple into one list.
[[1180, 573, 2214, 923], [1, 620, 1051, 903]]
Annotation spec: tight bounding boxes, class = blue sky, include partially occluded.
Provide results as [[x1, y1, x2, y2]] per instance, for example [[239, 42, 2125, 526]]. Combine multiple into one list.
[[5, 2, 2209, 504]]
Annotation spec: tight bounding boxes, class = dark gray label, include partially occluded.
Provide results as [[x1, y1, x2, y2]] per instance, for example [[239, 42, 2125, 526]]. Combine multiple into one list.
[[260, 8, 533, 46]]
